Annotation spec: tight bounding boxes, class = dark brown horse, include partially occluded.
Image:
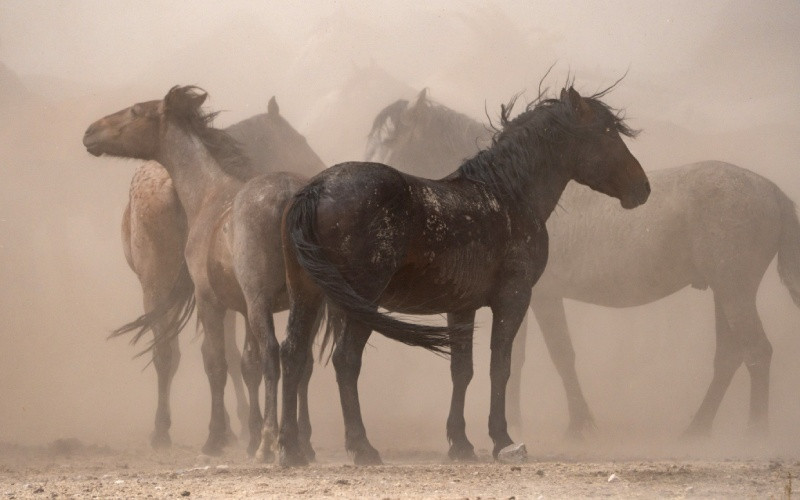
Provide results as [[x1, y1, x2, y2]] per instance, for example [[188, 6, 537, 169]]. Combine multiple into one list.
[[84, 87, 324, 461], [277, 84, 650, 466], [368, 90, 800, 441], [116, 99, 324, 450]]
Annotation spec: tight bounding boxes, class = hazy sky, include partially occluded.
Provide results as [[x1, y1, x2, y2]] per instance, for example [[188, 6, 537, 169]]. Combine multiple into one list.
[[0, 0, 777, 85]]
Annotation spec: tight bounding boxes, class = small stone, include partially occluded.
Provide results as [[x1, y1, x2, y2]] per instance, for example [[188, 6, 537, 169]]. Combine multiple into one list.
[[335, 479, 350, 485], [181, 491, 190, 497], [608, 473, 619, 483], [510, 466, 522, 471], [114, 480, 125, 485], [536, 469, 545, 477], [497, 443, 527, 464]]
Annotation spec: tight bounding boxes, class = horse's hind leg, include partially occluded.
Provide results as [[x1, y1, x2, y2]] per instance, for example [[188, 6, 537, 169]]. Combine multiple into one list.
[[254, 310, 281, 463], [530, 294, 595, 439], [332, 318, 382, 465], [685, 292, 747, 436], [151, 328, 180, 448], [198, 299, 230, 456], [298, 344, 316, 462], [278, 294, 322, 467], [224, 311, 249, 443], [447, 310, 477, 461], [241, 321, 264, 457], [705, 289, 771, 435]]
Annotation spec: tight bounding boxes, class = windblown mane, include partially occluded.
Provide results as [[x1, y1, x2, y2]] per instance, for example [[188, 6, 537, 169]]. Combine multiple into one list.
[[164, 85, 261, 181], [457, 84, 637, 202]]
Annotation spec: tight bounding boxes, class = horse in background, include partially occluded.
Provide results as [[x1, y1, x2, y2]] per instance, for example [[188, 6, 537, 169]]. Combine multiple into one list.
[[86, 89, 325, 460], [278, 84, 649, 466], [368, 89, 800, 441]]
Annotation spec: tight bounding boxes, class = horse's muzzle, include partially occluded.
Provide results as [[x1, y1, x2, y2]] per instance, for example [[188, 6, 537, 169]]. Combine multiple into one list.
[[620, 180, 651, 209]]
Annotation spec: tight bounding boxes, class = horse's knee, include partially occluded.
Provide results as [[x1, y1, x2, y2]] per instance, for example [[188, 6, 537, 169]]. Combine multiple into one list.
[[745, 337, 772, 370]]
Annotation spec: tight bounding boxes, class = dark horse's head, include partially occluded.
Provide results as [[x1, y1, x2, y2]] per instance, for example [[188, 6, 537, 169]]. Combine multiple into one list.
[[492, 85, 650, 209], [83, 85, 257, 180]]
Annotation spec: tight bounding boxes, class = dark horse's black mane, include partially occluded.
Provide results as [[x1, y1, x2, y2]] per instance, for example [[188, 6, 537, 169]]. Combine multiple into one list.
[[456, 86, 638, 202], [164, 85, 259, 181]]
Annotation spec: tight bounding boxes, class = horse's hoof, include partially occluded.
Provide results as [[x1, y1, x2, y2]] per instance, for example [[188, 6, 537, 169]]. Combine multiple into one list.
[[279, 446, 309, 467], [246, 437, 261, 458], [680, 424, 711, 442], [353, 446, 383, 466], [448, 442, 478, 462], [255, 449, 275, 464], [301, 442, 316, 463], [201, 438, 225, 457], [150, 431, 172, 450]]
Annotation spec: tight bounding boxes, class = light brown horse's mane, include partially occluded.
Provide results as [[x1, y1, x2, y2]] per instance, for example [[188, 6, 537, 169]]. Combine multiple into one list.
[[164, 85, 261, 181]]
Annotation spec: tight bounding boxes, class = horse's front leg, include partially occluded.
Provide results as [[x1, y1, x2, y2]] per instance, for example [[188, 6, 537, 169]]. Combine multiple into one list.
[[198, 298, 230, 456], [488, 285, 532, 459], [446, 309, 477, 461], [332, 318, 381, 465]]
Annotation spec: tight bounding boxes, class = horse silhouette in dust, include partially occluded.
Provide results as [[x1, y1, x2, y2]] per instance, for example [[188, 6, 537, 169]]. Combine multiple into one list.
[[368, 89, 800, 441], [278, 84, 650, 466], [84, 86, 324, 461]]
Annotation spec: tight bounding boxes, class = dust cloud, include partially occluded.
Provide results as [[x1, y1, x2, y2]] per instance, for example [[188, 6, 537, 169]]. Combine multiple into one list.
[[1, 0, 798, 462]]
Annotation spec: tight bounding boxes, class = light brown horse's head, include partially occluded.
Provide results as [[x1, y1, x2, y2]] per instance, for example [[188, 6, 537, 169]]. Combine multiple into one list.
[[557, 86, 650, 209], [83, 86, 207, 160]]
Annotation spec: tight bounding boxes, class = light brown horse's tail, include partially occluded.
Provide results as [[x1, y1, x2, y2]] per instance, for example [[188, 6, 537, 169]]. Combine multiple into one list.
[[777, 189, 800, 309], [109, 261, 196, 359]]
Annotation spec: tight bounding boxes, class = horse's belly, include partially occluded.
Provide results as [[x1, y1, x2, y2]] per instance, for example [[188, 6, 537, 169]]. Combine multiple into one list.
[[381, 254, 497, 314], [558, 267, 694, 307]]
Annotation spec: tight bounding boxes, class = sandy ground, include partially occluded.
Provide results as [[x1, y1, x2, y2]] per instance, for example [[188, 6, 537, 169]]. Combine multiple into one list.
[[1, 440, 797, 499]]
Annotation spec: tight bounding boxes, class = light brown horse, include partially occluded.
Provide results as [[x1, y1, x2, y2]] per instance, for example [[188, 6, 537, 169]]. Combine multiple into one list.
[[85, 87, 324, 460]]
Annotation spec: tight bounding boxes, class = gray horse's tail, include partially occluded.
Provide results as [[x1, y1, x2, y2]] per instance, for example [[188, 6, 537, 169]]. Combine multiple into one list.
[[109, 261, 196, 359], [777, 189, 800, 308]]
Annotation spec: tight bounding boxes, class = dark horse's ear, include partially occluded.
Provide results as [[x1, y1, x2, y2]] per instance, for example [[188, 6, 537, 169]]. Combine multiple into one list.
[[561, 86, 592, 121], [268, 96, 279, 115]]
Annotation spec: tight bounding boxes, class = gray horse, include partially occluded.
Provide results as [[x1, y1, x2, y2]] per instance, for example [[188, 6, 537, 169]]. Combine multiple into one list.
[[368, 89, 800, 440]]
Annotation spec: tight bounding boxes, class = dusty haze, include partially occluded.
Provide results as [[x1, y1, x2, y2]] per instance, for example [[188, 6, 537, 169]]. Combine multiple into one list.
[[1, 0, 799, 462]]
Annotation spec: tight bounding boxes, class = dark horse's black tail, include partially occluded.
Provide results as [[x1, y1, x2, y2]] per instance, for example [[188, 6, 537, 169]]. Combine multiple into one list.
[[108, 261, 196, 359], [287, 184, 460, 357]]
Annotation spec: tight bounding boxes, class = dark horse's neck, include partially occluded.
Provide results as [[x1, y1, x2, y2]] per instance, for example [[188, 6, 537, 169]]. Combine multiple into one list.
[[156, 123, 243, 225], [456, 141, 573, 225]]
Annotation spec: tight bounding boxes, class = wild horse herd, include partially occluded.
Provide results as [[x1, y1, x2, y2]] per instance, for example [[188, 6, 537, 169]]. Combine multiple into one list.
[[82, 80, 800, 466]]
